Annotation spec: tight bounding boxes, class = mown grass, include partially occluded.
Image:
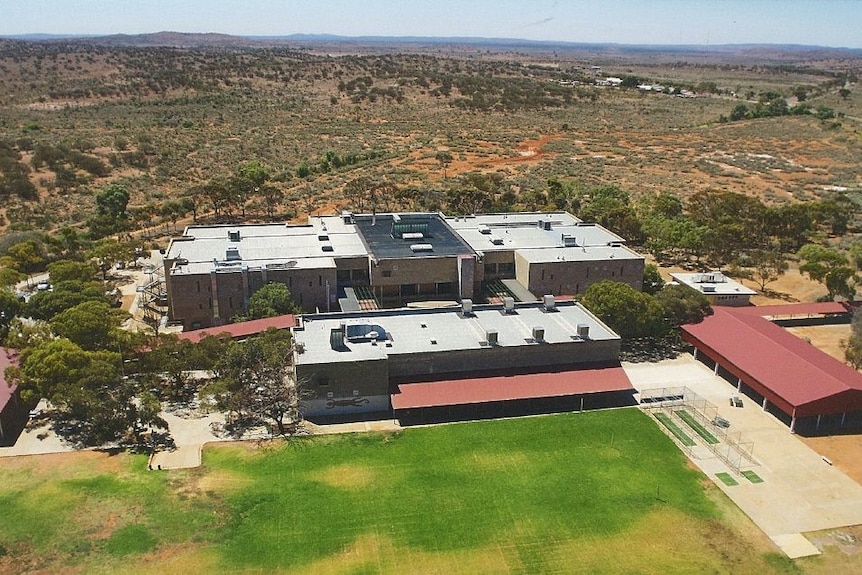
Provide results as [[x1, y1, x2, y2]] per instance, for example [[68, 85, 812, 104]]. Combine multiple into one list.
[[0, 410, 810, 574]]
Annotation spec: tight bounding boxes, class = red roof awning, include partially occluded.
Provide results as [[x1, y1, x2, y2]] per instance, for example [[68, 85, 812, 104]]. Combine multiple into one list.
[[178, 314, 297, 343], [681, 306, 862, 417], [391, 365, 633, 410]]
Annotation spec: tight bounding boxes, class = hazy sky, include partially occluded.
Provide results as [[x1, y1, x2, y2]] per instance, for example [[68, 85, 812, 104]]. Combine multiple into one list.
[[2, 0, 861, 49]]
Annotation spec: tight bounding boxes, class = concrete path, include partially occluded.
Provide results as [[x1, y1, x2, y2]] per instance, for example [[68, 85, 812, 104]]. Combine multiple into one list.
[[624, 355, 862, 558]]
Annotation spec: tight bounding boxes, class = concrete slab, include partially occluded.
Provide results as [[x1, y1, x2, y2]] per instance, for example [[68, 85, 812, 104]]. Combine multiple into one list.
[[770, 533, 822, 559], [626, 355, 862, 555]]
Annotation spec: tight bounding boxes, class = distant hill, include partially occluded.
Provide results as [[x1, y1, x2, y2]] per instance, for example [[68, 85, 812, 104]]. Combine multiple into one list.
[[1, 31, 860, 63]]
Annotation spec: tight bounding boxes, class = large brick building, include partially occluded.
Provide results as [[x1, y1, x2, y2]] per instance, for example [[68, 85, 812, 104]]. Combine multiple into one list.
[[164, 211, 645, 330], [293, 299, 635, 423]]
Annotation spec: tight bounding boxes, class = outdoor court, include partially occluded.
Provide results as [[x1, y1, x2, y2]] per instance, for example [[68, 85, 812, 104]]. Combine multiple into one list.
[[625, 355, 862, 559]]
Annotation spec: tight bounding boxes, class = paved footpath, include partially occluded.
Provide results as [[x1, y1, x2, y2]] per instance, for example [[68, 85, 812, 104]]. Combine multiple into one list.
[[624, 355, 862, 559]]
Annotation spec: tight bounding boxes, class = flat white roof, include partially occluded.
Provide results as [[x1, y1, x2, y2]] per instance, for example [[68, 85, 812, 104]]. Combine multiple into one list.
[[166, 216, 368, 276], [446, 212, 627, 254], [517, 245, 643, 264], [294, 300, 619, 366], [671, 272, 757, 296]]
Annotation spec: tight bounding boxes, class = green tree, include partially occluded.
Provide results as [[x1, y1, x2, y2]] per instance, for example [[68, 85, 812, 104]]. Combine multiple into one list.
[[247, 283, 301, 319], [730, 103, 749, 121], [797, 244, 857, 301], [47, 260, 98, 284], [435, 150, 453, 179], [49, 300, 128, 351], [213, 328, 302, 435], [95, 183, 130, 219], [652, 284, 713, 328], [9, 338, 167, 446], [0, 288, 23, 340], [5, 239, 48, 274], [747, 249, 789, 291], [26, 280, 111, 320], [0, 266, 25, 288], [642, 263, 665, 295], [582, 280, 667, 339], [845, 307, 862, 369]]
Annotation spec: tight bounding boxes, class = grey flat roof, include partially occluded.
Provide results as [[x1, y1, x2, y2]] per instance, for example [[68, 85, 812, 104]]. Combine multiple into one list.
[[166, 217, 368, 276], [294, 300, 619, 366], [446, 212, 627, 254], [353, 213, 475, 260]]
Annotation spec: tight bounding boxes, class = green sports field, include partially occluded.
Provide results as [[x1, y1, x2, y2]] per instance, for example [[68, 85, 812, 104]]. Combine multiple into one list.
[[0, 410, 801, 574]]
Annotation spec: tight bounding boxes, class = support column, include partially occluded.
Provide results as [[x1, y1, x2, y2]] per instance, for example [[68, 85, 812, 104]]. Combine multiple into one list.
[[692, 348, 698, 360], [736, 378, 742, 392], [841, 412, 847, 427], [816, 414, 822, 430], [762, 397, 768, 411], [210, 270, 220, 321], [790, 416, 797, 434], [714, 361, 720, 375]]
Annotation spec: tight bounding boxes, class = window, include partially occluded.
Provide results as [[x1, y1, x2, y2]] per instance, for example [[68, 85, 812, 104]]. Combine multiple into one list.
[[436, 281, 453, 295], [484, 263, 498, 274], [382, 270, 392, 278], [318, 376, 330, 387], [401, 283, 417, 297], [196, 281, 201, 293], [319, 275, 322, 287], [498, 262, 515, 275]]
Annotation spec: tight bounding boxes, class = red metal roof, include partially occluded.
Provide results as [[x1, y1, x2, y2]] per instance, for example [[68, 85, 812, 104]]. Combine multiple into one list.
[[730, 302, 848, 318], [681, 306, 862, 418], [178, 314, 297, 343], [391, 364, 633, 410], [0, 347, 18, 412]]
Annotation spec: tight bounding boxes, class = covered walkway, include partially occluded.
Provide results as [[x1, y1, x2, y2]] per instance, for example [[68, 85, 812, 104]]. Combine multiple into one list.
[[681, 304, 862, 433]]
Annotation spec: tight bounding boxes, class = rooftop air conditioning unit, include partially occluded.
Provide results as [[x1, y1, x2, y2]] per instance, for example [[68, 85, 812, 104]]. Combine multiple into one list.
[[461, 299, 473, 315], [342, 211, 354, 224], [702, 285, 716, 292], [503, 296, 515, 314], [478, 224, 491, 234], [543, 294, 556, 311], [489, 235, 504, 245], [228, 229, 241, 242], [562, 234, 577, 247], [403, 232, 424, 240], [485, 330, 499, 345], [410, 243, 433, 252], [577, 324, 590, 339], [532, 326, 545, 342], [321, 243, 334, 252], [318, 233, 329, 241], [225, 246, 241, 261]]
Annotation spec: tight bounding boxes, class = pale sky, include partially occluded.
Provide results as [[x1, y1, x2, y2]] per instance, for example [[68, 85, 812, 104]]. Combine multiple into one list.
[[1, 0, 860, 49]]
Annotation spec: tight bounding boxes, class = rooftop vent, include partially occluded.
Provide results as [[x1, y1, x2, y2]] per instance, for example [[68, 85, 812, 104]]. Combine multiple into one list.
[[461, 299, 473, 315], [321, 243, 334, 252], [228, 229, 241, 242], [402, 232, 425, 240], [410, 243, 433, 252], [478, 224, 492, 234], [532, 326, 545, 342], [503, 296, 515, 314], [577, 323, 590, 339], [225, 246, 241, 261], [489, 235, 504, 245], [318, 233, 329, 241], [543, 294, 557, 311], [485, 329, 499, 345]]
